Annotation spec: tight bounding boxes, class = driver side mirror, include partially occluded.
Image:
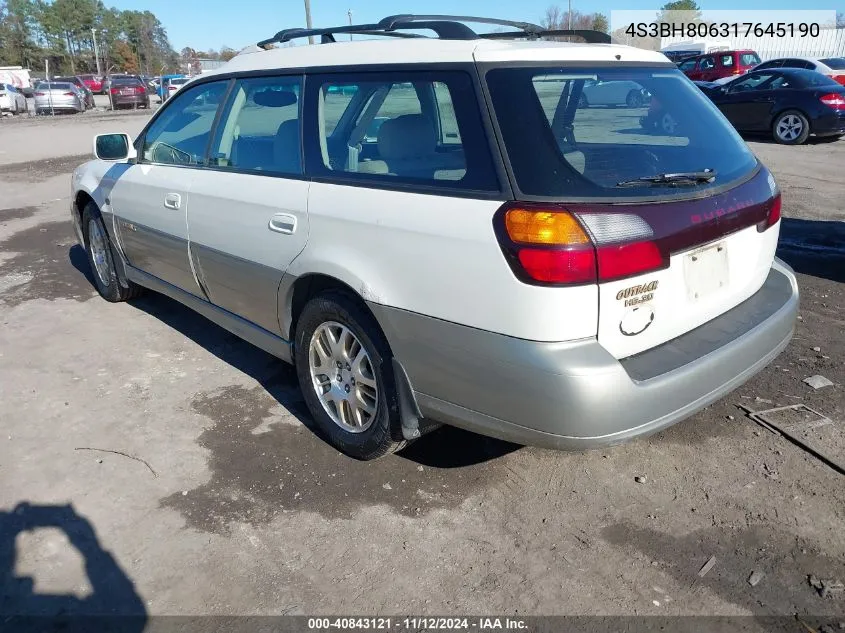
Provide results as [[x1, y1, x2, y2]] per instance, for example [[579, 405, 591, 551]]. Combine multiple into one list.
[[93, 133, 137, 162]]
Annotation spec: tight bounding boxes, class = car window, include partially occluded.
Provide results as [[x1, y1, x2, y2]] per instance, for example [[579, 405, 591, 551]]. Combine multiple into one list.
[[314, 71, 499, 191], [782, 59, 813, 70], [141, 81, 228, 166], [720, 55, 734, 67], [699, 56, 715, 70], [486, 67, 756, 199], [210, 75, 302, 175], [740, 53, 761, 66], [769, 76, 792, 90], [679, 59, 696, 72], [728, 72, 776, 92], [753, 60, 780, 70]]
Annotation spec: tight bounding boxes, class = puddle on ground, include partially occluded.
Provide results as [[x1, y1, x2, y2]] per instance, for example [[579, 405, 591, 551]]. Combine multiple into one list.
[[160, 382, 515, 534], [0, 221, 94, 307], [0, 154, 90, 183], [0, 206, 40, 224]]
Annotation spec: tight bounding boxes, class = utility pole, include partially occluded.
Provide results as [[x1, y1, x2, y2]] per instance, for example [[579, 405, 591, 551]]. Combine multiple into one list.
[[348, 9, 353, 40], [304, 0, 314, 44], [568, 0, 572, 30], [92, 28, 102, 77]]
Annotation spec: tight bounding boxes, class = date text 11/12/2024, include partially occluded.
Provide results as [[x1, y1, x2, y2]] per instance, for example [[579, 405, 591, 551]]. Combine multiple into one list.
[[307, 617, 529, 630]]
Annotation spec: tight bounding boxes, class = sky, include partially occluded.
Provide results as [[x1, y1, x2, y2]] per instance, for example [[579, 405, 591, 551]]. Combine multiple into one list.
[[107, 0, 845, 51]]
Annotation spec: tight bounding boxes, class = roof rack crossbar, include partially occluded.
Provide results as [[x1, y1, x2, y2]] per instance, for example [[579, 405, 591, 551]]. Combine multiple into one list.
[[377, 14, 544, 34], [256, 14, 610, 48], [481, 29, 611, 44]]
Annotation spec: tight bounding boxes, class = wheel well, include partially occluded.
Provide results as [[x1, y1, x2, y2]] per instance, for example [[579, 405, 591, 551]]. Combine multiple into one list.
[[773, 108, 811, 129], [74, 190, 95, 227], [287, 273, 370, 341]]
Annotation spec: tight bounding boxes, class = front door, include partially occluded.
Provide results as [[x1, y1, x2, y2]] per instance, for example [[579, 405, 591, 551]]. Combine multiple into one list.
[[110, 79, 230, 295], [187, 75, 309, 335]]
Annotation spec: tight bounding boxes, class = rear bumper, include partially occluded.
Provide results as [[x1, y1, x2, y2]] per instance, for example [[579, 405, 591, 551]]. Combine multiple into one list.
[[111, 96, 148, 106], [812, 112, 845, 136], [371, 259, 798, 450]]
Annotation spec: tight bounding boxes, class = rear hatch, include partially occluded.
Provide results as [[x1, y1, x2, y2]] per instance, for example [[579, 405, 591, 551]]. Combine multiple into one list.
[[484, 61, 781, 360]]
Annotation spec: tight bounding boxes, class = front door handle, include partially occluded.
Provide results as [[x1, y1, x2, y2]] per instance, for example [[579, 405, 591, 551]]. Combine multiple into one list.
[[163, 193, 181, 210], [268, 213, 297, 235]]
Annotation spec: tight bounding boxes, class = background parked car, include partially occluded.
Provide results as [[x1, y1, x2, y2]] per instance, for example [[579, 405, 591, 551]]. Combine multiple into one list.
[[752, 57, 845, 86], [108, 77, 151, 109], [163, 76, 190, 101], [33, 81, 85, 115], [579, 79, 650, 107], [53, 75, 96, 109], [0, 83, 28, 115], [696, 68, 845, 144], [681, 50, 761, 82], [79, 74, 104, 94]]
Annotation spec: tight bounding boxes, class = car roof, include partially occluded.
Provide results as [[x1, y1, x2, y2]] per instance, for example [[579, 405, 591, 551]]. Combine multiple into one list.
[[203, 38, 667, 78]]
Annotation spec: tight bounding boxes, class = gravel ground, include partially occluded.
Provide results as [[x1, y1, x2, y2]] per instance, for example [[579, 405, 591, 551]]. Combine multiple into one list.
[[0, 110, 843, 624]]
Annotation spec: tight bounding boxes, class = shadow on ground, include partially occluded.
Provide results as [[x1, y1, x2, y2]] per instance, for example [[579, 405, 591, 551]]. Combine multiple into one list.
[[777, 218, 845, 284], [602, 521, 844, 619], [0, 502, 146, 632]]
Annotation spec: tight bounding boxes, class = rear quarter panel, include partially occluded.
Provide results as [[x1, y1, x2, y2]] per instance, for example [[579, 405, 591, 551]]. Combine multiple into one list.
[[290, 183, 599, 342]]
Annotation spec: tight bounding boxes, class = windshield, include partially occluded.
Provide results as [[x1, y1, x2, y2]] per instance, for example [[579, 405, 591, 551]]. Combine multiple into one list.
[[820, 58, 845, 70], [485, 66, 757, 200]]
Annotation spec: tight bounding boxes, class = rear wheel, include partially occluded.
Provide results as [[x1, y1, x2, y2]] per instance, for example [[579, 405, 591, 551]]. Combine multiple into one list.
[[294, 291, 406, 460], [773, 110, 810, 145], [82, 203, 143, 303]]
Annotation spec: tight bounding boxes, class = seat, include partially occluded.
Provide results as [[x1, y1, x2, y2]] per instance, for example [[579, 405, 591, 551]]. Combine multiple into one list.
[[273, 119, 301, 174], [358, 114, 439, 178]]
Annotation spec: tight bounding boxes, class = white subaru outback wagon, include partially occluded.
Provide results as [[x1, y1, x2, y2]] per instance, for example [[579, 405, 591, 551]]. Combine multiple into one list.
[[71, 15, 798, 460]]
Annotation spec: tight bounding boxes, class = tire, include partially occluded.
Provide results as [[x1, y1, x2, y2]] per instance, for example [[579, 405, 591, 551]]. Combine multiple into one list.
[[773, 110, 810, 145], [660, 112, 678, 135], [626, 90, 644, 108], [82, 203, 143, 303], [294, 290, 406, 460]]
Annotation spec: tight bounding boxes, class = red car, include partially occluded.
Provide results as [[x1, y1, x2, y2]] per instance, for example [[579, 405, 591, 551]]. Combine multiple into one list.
[[679, 50, 761, 82], [79, 74, 104, 94]]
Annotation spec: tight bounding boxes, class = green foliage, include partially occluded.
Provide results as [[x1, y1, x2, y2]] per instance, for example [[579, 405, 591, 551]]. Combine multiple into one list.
[[0, 0, 177, 75], [591, 14, 609, 34]]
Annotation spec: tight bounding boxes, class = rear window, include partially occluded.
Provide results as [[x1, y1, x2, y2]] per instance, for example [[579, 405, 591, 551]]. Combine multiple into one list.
[[820, 58, 845, 70], [740, 53, 761, 66], [39, 82, 73, 90], [485, 67, 757, 200], [789, 71, 841, 88]]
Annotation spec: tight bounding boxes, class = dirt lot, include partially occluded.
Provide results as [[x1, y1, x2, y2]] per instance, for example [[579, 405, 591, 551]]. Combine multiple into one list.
[[1, 108, 843, 624]]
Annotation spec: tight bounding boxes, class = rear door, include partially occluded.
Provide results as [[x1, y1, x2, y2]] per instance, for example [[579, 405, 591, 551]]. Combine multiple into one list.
[[187, 75, 309, 335], [719, 72, 780, 131], [109, 79, 229, 294]]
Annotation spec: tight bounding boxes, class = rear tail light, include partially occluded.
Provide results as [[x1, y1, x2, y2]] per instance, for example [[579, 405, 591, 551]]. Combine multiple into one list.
[[136, 86, 146, 94], [110, 87, 119, 94], [835, 76, 845, 86], [496, 206, 669, 285], [819, 93, 845, 111], [757, 193, 782, 232]]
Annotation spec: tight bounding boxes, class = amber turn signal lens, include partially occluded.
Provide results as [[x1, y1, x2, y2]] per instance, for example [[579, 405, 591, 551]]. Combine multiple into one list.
[[504, 209, 590, 245]]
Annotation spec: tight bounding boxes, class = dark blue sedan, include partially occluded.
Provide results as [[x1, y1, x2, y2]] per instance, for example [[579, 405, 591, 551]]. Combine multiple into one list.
[[695, 68, 845, 145]]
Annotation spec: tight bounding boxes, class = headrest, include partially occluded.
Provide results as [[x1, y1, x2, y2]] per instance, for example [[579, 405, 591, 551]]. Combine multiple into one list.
[[377, 114, 436, 160], [253, 89, 297, 108]]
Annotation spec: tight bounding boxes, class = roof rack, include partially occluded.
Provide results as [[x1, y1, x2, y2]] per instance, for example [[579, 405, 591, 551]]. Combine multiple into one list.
[[256, 13, 610, 49]]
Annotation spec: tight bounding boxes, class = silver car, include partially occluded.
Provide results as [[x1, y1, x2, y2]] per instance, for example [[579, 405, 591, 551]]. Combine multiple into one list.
[[34, 82, 85, 115]]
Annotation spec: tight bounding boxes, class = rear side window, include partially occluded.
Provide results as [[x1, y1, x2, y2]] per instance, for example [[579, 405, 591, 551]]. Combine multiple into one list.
[[209, 75, 302, 175], [485, 67, 756, 200], [820, 58, 845, 70], [720, 55, 734, 67], [699, 56, 715, 70], [141, 81, 228, 166], [678, 60, 696, 71], [311, 71, 499, 192], [741, 53, 762, 66]]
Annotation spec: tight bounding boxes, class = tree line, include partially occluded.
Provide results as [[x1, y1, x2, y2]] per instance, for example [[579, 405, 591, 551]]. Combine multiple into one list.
[[0, 0, 222, 76]]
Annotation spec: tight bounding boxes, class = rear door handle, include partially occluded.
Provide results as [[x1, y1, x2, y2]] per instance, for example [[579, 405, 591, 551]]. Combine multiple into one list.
[[163, 193, 181, 210], [268, 213, 297, 235]]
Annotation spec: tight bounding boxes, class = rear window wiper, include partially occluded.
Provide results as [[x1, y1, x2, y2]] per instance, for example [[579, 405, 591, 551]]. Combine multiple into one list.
[[616, 170, 717, 187]]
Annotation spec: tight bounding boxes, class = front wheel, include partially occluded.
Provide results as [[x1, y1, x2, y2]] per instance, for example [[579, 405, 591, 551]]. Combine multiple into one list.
[[773, 110, 810, 145], [626, 90, 645, 108], [294, 291, 406, 460], [82, 203, 143, 303]]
